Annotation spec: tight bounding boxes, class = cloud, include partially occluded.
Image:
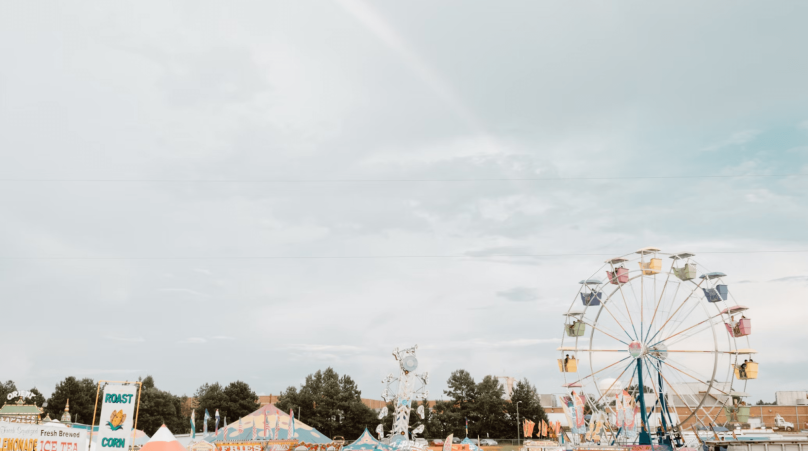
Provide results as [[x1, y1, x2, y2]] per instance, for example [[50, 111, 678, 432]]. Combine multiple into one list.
[[497, 287, 539, 302], [105, 336, 146, 343], [158, 288, 209, 297], [798, 120, 808, 130], [768, 275, 808, 283], [702, 129, 761, 151], [1, 1, 807, 404]]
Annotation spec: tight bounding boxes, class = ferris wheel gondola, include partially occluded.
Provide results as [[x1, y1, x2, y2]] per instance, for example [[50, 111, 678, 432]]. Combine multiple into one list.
[[558, 248, 758, 449]]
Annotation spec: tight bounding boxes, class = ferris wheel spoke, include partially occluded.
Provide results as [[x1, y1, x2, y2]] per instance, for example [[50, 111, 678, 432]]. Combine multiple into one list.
[[582, 319, 632, 346], [652, 312, 724, 348], [653, 363, 707, 428], [598, 303, 637, 342], [645, 279, 705, 345], [661, 359, 723, 429], [568, 355, 634, 386], [612, 282, 640, 340], [659, 352, 720, 386], [662, 320, 724, 349], [593, 359, 636, 404], [644, 273, 676, 344], [652, 356, 710, 434], [647, 354, 730, 398], [653, 297, 703, 347], [561, 348, 627, 353]]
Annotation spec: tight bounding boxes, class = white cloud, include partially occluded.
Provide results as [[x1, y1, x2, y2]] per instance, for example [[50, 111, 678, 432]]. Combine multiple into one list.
[[178, 337, 207, 344], [702, 129, 761, 151], [497, 287, 539, 302]]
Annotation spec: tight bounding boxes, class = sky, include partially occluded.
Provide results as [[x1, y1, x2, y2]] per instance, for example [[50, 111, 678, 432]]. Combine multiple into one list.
[[1, 1, 807, 406]]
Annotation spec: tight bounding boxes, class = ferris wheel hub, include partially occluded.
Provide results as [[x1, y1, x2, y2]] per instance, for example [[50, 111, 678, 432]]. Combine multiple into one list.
[[628, 341, 647, 359]]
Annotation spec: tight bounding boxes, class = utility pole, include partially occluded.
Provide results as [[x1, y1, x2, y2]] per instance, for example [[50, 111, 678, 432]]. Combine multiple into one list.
[[516, 401, 522, 446]]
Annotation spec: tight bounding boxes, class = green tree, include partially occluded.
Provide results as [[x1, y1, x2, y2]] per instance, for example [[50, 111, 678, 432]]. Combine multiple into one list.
[[136, 376, 187, 436], [28, 388, 46, 409], [472, 376, 507, 438], [431, 370, 477, 438], [193, 381, 259, 433], [222, 381, 260, 423], [45, 377, 98, 425], [276, 368, 377, 439], [506, 379, 547, 440], [428, 400, 452, 439], [194, 382, 228, 432], [0, 381, 17, 408]]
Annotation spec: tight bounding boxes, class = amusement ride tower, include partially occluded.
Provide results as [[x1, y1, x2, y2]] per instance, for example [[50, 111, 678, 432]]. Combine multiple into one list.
[[378, 345, 429, 448]]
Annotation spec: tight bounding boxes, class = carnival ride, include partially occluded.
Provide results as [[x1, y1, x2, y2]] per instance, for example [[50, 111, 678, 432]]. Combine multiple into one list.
[[377, 345, 430, 451], [558, 248, 757, 449]]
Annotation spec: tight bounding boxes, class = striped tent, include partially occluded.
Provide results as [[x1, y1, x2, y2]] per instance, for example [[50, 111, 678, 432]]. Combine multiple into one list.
[[343, 429, 391, 451], [206, 404, 330, 444]]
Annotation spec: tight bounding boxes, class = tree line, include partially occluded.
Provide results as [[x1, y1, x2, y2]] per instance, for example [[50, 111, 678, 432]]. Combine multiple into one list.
[[276, 368, 547, 440], [2, 368, 548, 440], [412, 370, 547, 439], [0, 377, 259, 437]]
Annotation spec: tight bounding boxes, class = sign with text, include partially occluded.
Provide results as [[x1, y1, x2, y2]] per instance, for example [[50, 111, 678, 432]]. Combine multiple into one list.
[[95, 384, 138, 451], [217, 442, 264, 451], [0, 423, 86, 451]]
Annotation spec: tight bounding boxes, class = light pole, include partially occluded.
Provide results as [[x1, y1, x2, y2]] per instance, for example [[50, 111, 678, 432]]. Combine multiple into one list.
[[516, 401, 522, 446]]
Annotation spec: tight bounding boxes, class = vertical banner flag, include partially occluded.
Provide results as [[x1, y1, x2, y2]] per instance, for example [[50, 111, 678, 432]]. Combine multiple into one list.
[[264, 410, 270, 439], [274, 413, 280, 440], [287, 410, 295, 439], [465, 418, 468, 437], [252, 418, 257, 440], [238, 417, 244, 434], [204, 410, 211, 437], [442, 435, 453, 451], [191, 410, 196, 439], [224, 417, 228, 440], [96, 383, 139, 451], [215, 410, 220, 438]]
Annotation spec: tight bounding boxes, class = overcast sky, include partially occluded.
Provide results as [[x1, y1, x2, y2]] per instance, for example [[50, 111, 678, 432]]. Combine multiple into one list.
[[1, 1, 807, 406]]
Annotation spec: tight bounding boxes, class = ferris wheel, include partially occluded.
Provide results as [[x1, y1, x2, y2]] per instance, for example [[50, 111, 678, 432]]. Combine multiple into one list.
[[558, 248, 757, 448]]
